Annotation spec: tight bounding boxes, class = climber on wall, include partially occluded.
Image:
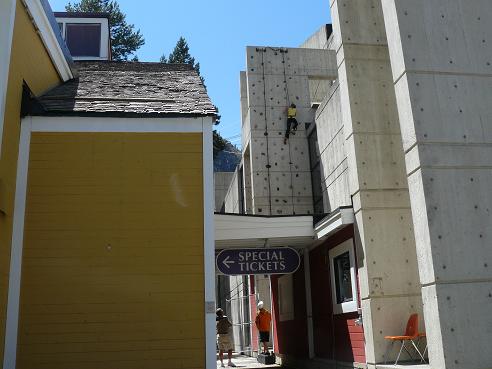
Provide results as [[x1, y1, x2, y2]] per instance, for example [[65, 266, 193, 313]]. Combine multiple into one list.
[[284, 103, 298, 144]]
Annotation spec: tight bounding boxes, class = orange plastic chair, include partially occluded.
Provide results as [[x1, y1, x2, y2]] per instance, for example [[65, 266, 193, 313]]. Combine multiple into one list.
[[417, 332, 428, 362], [384, 314, 426, 365]]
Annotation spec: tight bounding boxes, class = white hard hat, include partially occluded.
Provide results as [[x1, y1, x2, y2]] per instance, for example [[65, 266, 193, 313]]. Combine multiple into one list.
[[258, 301, 264, 309]]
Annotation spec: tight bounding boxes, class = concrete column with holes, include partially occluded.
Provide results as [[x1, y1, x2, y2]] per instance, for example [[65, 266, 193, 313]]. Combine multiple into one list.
[[381, 1, 492, 368], [330, 0, 423, 366]]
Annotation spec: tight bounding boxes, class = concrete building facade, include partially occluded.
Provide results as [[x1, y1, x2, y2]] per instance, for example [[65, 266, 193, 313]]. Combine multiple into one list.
[[218, 1, 492, 369], [380, 2, 492, 368]]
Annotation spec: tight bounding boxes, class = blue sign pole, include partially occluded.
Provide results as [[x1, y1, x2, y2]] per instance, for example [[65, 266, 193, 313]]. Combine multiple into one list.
[[216, 247, 300, 275]]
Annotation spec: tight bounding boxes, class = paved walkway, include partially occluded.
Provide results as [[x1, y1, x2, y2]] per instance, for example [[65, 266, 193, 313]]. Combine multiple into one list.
[[217, 353, 279, 369], [377, 364, 430, 369]]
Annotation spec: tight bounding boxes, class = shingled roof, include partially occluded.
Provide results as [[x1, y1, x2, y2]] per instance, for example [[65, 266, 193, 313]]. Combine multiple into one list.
[[30, 61, 217, 117]]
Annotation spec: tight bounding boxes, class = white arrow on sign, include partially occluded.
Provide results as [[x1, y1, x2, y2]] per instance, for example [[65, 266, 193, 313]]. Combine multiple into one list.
[[222, 256, 235, 269]]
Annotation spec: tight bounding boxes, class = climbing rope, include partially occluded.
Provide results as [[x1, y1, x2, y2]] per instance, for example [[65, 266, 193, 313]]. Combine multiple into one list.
[[257, 47, 273, 215], [280, 49, 297, 214]]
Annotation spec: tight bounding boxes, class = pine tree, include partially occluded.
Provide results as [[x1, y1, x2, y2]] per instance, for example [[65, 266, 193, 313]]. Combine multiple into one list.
[[162, 37, 227, 159], [161, 37, 204, 85], [213, 130, 226, 158], [66, 0, 144, 61]]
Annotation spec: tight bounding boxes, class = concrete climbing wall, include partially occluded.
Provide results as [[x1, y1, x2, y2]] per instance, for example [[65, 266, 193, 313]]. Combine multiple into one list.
[[315, 79, 351, 212], [244, 46, 337, 215], [381, 1, 492, 368], [330, 0, 423, 365]]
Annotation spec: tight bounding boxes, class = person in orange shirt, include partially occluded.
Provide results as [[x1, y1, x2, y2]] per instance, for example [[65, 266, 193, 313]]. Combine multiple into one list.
[[255, 301, 272, 355]]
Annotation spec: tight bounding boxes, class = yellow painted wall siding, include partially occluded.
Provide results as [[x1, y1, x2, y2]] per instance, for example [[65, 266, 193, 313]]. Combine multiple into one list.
[[0, 0, 62, 362], [17, 132, 205, 369]]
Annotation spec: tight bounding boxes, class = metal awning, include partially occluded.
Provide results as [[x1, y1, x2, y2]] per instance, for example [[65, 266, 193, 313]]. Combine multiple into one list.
[[313, 206, 354, 238], [215, 213, 315, 249], [214, 207, 354, 250]]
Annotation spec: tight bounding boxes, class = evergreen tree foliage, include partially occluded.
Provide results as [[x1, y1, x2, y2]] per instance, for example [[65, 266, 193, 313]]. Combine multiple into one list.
[[162, 37, 228, 158], [161, 37, 204, 85], [66, 0, 144, 61], [213, 130, 227, 158]]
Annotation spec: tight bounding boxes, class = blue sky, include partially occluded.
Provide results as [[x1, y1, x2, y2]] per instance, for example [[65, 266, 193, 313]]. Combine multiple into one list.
[[49, 0, 332, 147]]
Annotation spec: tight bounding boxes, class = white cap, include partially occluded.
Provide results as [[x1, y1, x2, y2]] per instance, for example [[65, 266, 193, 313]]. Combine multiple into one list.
[[258, 301, 264, 309]]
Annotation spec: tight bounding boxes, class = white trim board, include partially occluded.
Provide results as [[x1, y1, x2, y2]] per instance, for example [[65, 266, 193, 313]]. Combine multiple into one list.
[[3, 115, 214, 369], [202, 117, 216, 369], [30, 116, 206, 132], [0, 0, 17, 159], [3, 118, 31, 369]]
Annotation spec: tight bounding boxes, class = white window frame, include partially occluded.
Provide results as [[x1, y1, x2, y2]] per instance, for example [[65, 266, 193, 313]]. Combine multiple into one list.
[[55, 17, 110, 61], [278, 274, 294, 321], [329, 238, 358, 315]]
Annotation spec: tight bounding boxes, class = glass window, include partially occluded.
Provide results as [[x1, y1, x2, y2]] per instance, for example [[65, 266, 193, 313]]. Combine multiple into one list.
[[333, 251, 353, 304], [329, 239, 358, 314], [66, 23, 101, 57]]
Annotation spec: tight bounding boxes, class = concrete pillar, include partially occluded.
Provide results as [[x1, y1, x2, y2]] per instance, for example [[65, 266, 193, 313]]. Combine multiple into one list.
[[381, 1, 492, 368], [330, 0, 423, 365]]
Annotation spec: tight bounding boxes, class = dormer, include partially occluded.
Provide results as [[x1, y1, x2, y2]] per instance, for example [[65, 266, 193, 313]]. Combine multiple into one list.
[[54, 12, 111, 61]]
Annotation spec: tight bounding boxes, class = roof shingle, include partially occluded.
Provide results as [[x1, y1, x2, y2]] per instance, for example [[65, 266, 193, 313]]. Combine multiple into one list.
[[33, 61, 217, 117]]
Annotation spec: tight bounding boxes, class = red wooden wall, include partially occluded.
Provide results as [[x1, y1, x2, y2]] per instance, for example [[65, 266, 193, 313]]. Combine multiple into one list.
[[309, 225, 365, 363], [271, 265, 309, 358], [265, 225, 365, 364]]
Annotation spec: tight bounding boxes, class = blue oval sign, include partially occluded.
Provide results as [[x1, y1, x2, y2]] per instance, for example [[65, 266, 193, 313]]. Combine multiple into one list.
[[216, 247, 300, 275]]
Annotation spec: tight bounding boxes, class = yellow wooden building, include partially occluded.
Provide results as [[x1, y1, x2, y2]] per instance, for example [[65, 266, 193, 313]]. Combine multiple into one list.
[[0, 2, 216, 369], [0, 0, 72, 366]]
